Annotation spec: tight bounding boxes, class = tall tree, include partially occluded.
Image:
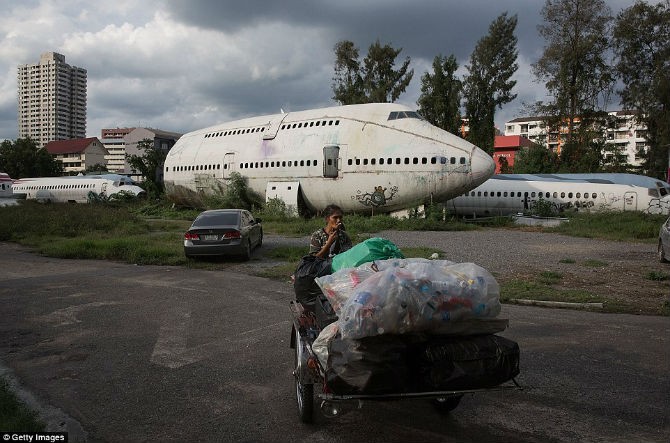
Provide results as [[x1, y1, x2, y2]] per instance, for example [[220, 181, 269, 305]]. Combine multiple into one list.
[[126, 138, 165, 198], [532, 0, 614, 152], [612, 0, 670, 180], [512, 144, 559, 173], [463, 12, 519, 154], [0, 138, 63, 178], [417, 54, 462, 134], [332, 40, 413, 104]]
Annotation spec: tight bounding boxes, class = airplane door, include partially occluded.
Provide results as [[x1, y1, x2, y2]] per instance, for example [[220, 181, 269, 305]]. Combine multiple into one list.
[[262, 113, 290, 140], [102, 183, 107, 194], [323, 145, 340, 178], [624, 191, 637, 211], [223, 153, 235, 179]]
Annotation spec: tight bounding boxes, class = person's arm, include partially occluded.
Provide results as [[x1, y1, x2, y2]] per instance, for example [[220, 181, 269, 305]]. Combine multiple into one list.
[[312, 229, 338, 258]]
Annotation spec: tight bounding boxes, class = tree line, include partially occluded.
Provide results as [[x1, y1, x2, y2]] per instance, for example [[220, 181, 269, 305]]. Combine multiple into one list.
[[331, 0, 670, 179]]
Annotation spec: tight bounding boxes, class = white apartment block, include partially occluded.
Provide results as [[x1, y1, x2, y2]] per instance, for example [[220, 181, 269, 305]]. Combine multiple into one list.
[[17, 52, 87, 147], [504, 111, 648, 167]]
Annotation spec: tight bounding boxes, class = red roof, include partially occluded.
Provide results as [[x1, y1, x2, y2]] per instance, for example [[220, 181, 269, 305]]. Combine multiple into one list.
[[44, 137, 100, 154], [494, 135, 535, 149]]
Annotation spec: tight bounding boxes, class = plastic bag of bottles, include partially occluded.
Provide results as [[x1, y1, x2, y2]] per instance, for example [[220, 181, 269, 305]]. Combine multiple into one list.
[[331, 259, 502, 339]]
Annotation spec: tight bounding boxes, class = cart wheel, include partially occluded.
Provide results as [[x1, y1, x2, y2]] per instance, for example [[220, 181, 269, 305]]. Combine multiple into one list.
[[431, 395, 463, 414], [294, 330, 314, 423]]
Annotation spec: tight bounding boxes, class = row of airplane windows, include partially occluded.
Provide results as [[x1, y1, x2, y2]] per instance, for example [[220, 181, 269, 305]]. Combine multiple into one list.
[[203, 119, 342, 139], [14, 184, 95, 190], [280, 120, 340, 130], [347, 156, 467, 166], [169, 156, 468, 172], [466, 190, 600, 199]]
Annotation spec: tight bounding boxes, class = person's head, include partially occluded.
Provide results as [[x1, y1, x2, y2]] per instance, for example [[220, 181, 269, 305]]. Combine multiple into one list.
[[323, 204, 344, 229]]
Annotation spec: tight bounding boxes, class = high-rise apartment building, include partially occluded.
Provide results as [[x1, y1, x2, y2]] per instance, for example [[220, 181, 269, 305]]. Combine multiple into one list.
[[17, 52, 87, 147]]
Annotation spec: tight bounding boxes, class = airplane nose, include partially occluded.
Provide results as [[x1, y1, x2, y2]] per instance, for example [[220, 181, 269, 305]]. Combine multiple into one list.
[[470, 148, 495, 187]]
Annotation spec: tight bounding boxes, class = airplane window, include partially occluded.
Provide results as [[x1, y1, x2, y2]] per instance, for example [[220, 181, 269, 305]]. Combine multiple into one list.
[[396, 158, 401, 164], [315, 121, 320, 126], [592, 193, 597, 199], [404, 158, 410, 164], [484, 192, 488, 197], [497, 192, 501, 197], [380, 158, 385, 165], [335, 121, 340, 125], [504, 192, 508, 197], [387, 158, 392, 164], [568, 193, 573, 198], [576, 193, 581, 198], [281, 125, 286, 130], [310, 122, 314, 127], [307, 160, 311, 166], [561, 192, 566, 198], [371, 159, 376, 165], [460, 157, 466, 164], [440, 157, 447, 164], [282, 161, 286, 167], [477, 192, 482, 196], [450, 157, 456, 164], [364, 159, 369, 165], [356, 159, 360, 165], [288, 161, 292, 166], [300, 160, 304, 166], [322, 121, 327, 126], [292, 124, 297, 129], [298, 123, 303, 128], [431, 157, 436, 164], [348, 159, 352, 165], [329, 121, 333, 125], [388, 112, 398, 120], [422, 157, 427, 164], [531, 192, 536, 197], [224, 164, 228, 169], [553, 192, 557, 198], [524, 192, 528, 197], [413, 158, 418, 165], [314, 160, 318, 166]]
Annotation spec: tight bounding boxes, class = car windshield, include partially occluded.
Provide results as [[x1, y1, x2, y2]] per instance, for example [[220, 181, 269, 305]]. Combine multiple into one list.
[[193, 212, 239, 227]]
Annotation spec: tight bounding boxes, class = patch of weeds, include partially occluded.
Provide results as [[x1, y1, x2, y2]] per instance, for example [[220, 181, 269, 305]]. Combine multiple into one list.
[[559, 258, 576, 264], [646, 271, 670, 281], [661, 300, 670, 316], [582, 259, 609, 267], [0, 378, 45, 431], [538, 271, 563, 285]]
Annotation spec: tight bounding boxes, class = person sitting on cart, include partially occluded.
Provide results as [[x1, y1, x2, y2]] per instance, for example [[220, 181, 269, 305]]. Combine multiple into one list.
[[309, 204, 352, 258]]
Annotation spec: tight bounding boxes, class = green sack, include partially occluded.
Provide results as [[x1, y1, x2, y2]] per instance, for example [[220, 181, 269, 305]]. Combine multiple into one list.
[[331, 237, 404, 272]]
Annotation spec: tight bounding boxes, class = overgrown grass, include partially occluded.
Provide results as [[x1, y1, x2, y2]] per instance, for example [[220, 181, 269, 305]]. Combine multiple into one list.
[[501, 279, 606, 307], [0, 378, 44, 432], [547, 211, 666, 242]]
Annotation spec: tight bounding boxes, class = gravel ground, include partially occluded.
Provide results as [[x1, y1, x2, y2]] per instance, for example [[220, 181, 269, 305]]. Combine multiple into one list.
[[259, 228, 670, 315]]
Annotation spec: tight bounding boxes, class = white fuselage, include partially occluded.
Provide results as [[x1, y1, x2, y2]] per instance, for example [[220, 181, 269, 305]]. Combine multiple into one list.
[[163, 103, 495, 213], [12, 175, 146, 203], [0, 173, 18, 206], [447, 173, 670, 216]]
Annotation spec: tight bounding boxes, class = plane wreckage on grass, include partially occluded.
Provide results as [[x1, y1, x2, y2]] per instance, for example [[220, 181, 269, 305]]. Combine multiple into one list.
[[163, 103, 495, 215]]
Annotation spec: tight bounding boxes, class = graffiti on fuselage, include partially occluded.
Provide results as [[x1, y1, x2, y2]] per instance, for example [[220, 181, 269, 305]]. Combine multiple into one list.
[[353, 185, 399, 207], [645, 197, 670, 214]]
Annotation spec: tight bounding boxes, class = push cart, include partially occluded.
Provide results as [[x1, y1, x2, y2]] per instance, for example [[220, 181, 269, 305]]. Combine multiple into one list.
[[289, 297, 522, 424]]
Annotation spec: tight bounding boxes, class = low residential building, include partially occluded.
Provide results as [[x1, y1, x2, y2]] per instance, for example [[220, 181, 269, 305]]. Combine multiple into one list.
[[493, 135, 536, 173], [44, 137, 108, 174], [100, 127, 181, 181]]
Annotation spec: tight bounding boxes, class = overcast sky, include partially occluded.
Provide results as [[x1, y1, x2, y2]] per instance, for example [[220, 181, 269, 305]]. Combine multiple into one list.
[[0, 0, 654, 141]]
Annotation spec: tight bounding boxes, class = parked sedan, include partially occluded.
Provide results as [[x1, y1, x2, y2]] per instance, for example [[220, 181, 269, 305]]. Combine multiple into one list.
[[658, 215, 670, 263], [184, 209, 263, 260]]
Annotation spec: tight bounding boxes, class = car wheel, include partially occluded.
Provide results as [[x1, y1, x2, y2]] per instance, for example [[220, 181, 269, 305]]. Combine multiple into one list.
[[659, 241, 668, 263], [242, 239, 252, 261], [431, 395, 463, 415]]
